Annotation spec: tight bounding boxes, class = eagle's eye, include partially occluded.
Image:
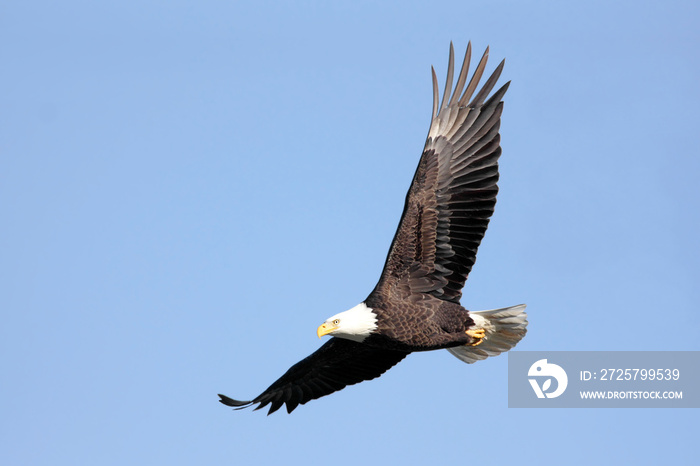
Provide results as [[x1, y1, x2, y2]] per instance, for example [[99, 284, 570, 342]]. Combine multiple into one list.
[[333, 319, 340, 325]]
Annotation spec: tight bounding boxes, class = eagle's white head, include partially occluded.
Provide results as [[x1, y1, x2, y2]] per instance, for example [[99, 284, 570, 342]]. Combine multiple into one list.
[[317, 302, 378, 342]]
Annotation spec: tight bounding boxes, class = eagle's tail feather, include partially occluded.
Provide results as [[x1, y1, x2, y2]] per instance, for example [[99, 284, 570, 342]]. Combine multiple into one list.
[[447, 304, 528, 364]]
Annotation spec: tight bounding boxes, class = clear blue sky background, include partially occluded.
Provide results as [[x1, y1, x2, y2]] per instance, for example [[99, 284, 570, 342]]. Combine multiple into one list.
[[2, 1, 698, 464]]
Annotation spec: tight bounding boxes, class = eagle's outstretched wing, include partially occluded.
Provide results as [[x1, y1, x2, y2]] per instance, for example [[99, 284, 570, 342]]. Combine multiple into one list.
[[219, 338, 408, 414], [371, 42, 509, 304]]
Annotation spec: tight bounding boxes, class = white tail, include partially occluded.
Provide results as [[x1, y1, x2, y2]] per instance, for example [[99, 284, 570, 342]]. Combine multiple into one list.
[[447, 304, 528, 364]]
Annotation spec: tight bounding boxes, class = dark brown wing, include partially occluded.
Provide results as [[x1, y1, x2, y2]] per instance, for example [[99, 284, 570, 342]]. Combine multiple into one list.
[[371, 42, 509, 303], [219, 338, 408, 414]]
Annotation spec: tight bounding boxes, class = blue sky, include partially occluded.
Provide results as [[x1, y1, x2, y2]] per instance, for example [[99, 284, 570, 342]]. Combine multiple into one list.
[[2, 1, 698, 464]]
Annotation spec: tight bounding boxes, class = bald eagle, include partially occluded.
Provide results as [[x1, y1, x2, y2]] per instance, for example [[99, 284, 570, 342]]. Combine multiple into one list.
[[219, 43, 527, 414]]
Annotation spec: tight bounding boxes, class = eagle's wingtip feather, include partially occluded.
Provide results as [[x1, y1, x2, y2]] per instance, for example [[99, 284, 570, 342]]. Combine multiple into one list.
[[218, 393, 253, 408]]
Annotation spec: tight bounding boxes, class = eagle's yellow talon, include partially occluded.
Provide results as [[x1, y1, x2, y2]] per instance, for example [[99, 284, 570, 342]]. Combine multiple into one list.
[[466, 328, 485, 346]]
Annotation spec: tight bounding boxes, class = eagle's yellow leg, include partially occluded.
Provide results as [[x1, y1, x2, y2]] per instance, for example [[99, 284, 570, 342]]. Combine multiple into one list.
[[466, 328, 485, 346]]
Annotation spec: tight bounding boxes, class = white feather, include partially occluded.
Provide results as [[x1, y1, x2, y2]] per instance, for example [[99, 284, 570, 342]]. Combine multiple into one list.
[[323, 303, 378, 342], [447, 304, 528, 364]]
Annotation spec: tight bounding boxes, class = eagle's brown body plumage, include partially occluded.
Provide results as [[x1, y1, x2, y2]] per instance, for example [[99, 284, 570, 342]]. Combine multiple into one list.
[[364, 294, 475, 352]]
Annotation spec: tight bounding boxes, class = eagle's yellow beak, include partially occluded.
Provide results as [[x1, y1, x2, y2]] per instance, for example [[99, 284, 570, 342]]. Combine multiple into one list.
[[317, 322, 336, 338]]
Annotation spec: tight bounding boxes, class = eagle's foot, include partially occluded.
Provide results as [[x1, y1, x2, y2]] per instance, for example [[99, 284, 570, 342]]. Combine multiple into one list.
[[466, 328, 485, 346]]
